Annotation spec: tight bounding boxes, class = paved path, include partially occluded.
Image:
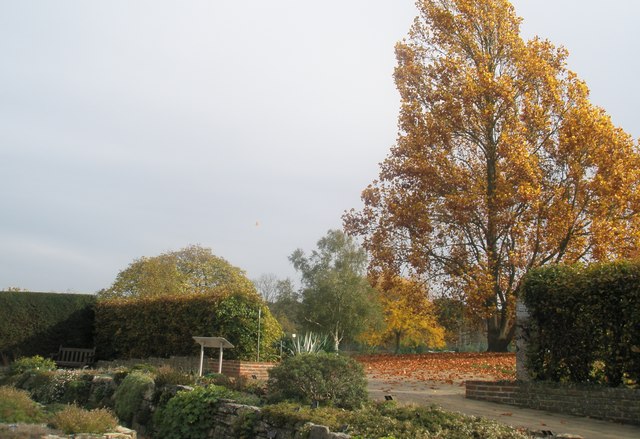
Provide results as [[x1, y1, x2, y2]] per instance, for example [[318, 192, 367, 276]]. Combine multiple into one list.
[[367, 375, 640, 439]]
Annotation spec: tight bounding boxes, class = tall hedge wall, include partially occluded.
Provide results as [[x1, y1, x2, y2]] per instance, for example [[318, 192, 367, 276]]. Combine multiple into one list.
[[521, 261, 640, 386], [95, 291, 282, 361], [0, 291, 96, 362]]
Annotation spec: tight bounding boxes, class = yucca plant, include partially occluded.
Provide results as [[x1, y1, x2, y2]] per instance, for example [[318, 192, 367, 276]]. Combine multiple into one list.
[[289, 332, 329, 355]]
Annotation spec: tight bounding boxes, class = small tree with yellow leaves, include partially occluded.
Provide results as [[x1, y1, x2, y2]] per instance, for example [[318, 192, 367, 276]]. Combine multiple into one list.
[[361, 277, 445, 353]]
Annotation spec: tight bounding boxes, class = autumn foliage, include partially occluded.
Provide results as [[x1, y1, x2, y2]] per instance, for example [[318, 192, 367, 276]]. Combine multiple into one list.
[[360, 277, 445, 352], [344, 0, 640, 351]]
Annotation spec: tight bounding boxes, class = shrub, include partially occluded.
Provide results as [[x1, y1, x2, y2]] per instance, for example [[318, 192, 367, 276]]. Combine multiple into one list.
[[113, 371, 154, 424], [49, 405, 118, 434], [11, 370, 52, 396], [87, 376, 116, 409], [0, 386, 44, 423], [267, 353, 368, 409], [195, 372, 231, 388], [153, 385, 238, 439], [9, 355, 56, 375], [233, 376, 268, 397], [261, 402, 346, 430], [60, 373, 94, 405], [153, 365, 194, 388], [131, 363, 158, 373], [262, 401, 530, 439], [18, 370, 87, 405], [149, 366, 196, 415]]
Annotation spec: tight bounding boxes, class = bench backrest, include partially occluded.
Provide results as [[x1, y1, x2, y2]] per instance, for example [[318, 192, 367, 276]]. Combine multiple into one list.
[[57, 346, 95, 366]]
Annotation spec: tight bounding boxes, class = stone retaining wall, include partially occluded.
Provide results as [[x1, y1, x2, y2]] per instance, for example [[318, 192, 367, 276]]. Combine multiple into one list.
[[466, 380, 640, 425], [43, 426, 137, 439], [211, 400, 349, 439]]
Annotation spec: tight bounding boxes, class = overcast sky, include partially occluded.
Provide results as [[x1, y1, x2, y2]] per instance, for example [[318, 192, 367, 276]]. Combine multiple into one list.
[[1, 1, 638, 293]]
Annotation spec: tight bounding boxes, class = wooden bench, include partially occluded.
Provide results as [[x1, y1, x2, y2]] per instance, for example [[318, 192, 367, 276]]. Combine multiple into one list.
[[52, 346, 96, 368]]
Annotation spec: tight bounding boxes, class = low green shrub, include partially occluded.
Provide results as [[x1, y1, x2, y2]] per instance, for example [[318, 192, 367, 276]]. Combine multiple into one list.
[[195, 372, 231, 387], [153, 365, 194, 388], [232, 408, 261, 439], [373, 402, 530, 439], [111, 368, 131, 385], [17, 371, 62, 404], [49, 405, 118, 434], [261, 402, 346, 430], [113, 371, 154, 424], [131, 363, 157, 374], [262, 401, 531, 439], [9, 356, 56, 375], [267, 353, 368, 409], [86, 376, 116, 409], [11, 370, 53, 397], [153, 385, 260, 439], [234, 376, 268, 397], [153, 385, 234, 439], [0, 386, 45, 423], [198, 372, 267, 397], [20, 370, 89, 405], [59, 373, 94, 405]]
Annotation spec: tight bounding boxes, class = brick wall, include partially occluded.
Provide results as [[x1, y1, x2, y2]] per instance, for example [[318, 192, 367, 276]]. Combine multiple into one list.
[[466, 380, 640, 425], [211, 359, 276, 380]]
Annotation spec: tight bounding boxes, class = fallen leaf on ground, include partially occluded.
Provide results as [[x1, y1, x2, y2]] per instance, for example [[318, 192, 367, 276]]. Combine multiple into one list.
[[356, 352, 516, 383]]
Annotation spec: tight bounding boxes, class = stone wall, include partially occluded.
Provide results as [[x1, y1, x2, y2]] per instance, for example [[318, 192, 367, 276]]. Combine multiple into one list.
[[211, 400, 349, 439], [43, 426, 137, 439], [465, 380, 640, 425]]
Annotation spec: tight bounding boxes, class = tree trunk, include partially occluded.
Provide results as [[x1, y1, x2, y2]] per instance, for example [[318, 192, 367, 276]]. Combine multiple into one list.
[[394, 331, 402, 354], [332, 332, 341, 352], [486, 313, 514, 352]]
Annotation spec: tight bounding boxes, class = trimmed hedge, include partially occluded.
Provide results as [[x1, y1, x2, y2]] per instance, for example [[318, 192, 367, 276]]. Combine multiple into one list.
[[521, 261, 640, 386], [0, 291, 95, 362], [95, 290, 282, 361]]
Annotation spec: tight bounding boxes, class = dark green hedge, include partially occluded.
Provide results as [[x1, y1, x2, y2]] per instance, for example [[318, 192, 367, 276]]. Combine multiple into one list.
[[521, 261, 640, 386], [95, 291, 282, 361], [0, 291, 96, 362]]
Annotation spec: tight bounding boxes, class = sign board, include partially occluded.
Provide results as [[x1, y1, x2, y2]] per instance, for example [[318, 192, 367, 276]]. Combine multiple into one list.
[[193, 337, 234, 349]]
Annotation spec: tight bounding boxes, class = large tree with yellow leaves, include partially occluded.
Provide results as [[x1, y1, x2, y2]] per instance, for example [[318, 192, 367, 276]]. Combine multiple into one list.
[[344, 0, 640, 351]]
